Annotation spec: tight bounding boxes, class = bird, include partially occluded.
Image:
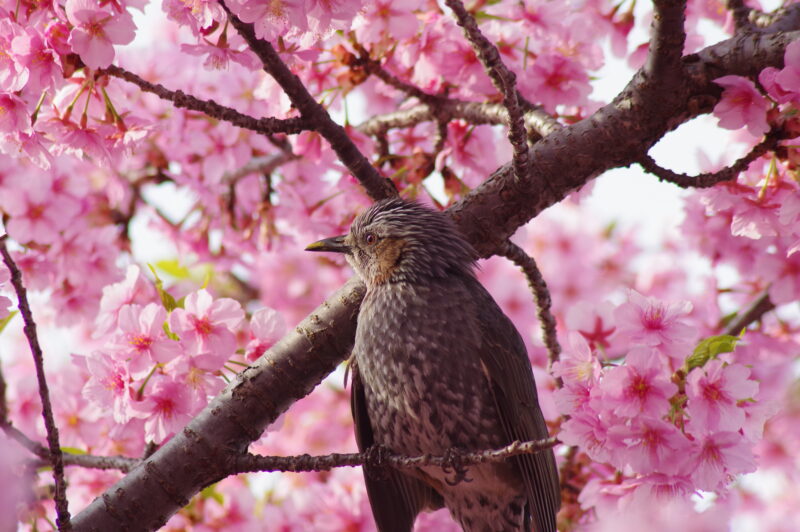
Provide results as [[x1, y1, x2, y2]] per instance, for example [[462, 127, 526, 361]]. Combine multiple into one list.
[[306, 198, 560, 532]]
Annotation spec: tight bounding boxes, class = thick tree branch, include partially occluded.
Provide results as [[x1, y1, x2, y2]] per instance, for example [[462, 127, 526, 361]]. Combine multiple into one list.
[[449, 29, 799, 257], [219, 1, 396, 202], [102, 65, 307, 136], [646, 0, 688, 83], [0, 237, 71, 530], [444, 0, 531, 181]]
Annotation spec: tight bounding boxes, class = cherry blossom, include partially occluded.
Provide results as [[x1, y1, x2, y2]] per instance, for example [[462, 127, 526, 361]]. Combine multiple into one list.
[[0, 266, 11, 320], [109, 303, 182, 378], [168, 289, 244, 369], [129, 374, 194, 443], [597, 347, 677, 418], [245, 306, 287, 361], [65, 0, 137, 69], [613, 290, 697, 362], [686, 360, 759, 433], [712, 75, 769, 137], [686, 431, 757, 491]]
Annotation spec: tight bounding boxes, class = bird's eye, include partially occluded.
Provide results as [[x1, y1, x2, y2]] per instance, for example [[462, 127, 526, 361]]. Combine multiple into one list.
[[364, 233, 378, 245]]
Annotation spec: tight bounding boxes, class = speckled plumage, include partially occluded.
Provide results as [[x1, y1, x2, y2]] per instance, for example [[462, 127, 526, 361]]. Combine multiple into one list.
[[307, 198, 560, 532]]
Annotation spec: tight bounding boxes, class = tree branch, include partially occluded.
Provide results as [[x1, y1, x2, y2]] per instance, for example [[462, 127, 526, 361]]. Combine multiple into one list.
[[235, 437, 560, 475], [0, 237, 71, 530], [358, 99, 561, 141], [444, 0, 531, 181], [638, 129, 782, 188], [725, 290, 776, 336], [645, 0, 688, 83], [2, 423, 140, 473], [498, 241, 563, 385], [102, 65, 308, 137], [219, 1, 396, 202]]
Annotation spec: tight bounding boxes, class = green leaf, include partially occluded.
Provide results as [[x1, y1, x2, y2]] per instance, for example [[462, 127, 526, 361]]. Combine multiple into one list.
[[201, 484, 225, 505], [0, 310, 18, 334], [162, 320, 180, 342], [147, 264, 178, 312], [61, 447, 87, 455], [685, 334, 740, 372], [155, 259, 191, 280]]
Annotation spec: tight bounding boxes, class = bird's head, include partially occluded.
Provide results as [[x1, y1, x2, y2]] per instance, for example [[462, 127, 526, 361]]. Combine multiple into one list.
[[306, 198, 477, 287]]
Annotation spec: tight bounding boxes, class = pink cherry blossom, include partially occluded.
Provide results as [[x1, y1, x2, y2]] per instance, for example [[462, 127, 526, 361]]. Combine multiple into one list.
[[95, 265, 158, 337], [352, 0, 422, 43], [226, 0, 308, 42], [552, 332, 601, 385], [0, 433, 28, 527], [65, 0, 137, 69], [560, 411, 613, 463], [110, 303, 182, 378], [564, 301, 617, 353], [0, 266, 11, 320], [245, 307, 287, 361], [759, 67, 798, 105], [0, 20, 29, 92], [11, 27, 62, 93], [0, 172, 82, 245], [608, 417, 689, 475], [597, 347, 677, 418], [613, 290, 697, 362], [773, 40, 800, 103], [169, 289, 244, 370], [0, 93, 31, 136], [686, 431, 757, 491], [712, 75, 769, 137], [129, 375, 194, 443], [80, 352, 133, 423], [525, 53, 591, 113], [686, 360, 758, 433]]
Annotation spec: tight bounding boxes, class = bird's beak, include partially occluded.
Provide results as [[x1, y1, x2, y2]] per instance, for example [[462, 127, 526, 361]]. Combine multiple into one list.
[[305, 235, 350, 254]]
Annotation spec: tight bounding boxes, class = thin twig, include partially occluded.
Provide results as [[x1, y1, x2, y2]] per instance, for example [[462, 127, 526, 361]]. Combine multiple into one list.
[[351, 43, 439, 105], [235, 437, 560, 475], [444, 0, 530, 181], [0, 237, 71, 530], [102, 65, 308, 137], [358, 99, 561, 139], [498, 241, 563, 386], [639, 131, 780, 187], [2, 423, 140, 472], [221, 152, 298, 185], [724, 290, 776, 336], [219, 0, 397, 201]]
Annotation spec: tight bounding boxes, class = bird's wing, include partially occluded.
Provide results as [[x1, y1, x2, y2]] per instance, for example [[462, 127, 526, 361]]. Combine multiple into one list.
[[350, 361, 443, 532], [470, 278, 561, 532]]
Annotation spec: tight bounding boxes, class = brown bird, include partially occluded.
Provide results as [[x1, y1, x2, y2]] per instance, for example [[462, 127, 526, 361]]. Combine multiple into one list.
[[306, 198, 560, 532]]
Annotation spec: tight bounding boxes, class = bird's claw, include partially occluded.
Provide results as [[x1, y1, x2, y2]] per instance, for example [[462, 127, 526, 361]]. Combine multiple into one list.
[[442, 447, 471, 486]]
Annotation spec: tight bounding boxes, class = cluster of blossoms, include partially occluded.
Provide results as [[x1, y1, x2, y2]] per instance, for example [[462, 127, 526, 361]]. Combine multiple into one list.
[[556, 291, 768, 508]]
